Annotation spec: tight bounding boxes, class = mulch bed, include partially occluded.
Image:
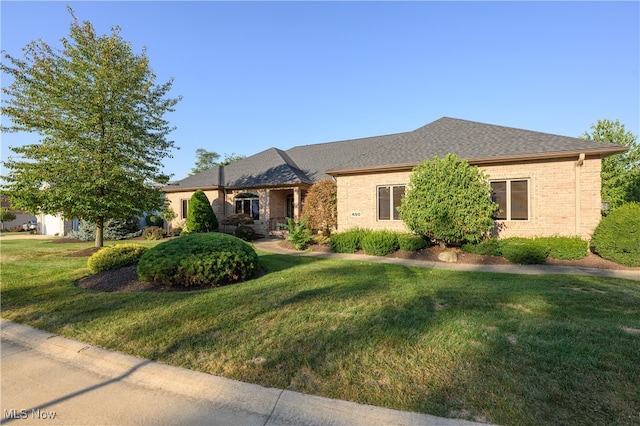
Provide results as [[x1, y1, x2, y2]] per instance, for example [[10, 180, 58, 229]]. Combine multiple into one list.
[[77, 265, 162, 292]]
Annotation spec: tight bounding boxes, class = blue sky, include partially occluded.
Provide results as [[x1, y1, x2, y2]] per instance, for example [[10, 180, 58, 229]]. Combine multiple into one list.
[[2, 1, 638, 180]]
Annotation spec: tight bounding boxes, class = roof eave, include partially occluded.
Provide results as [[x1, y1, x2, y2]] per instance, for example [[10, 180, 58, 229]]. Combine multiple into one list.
[[163, 185, 220, 193], [163, 182, 313, 193], [326, 146, 629, 176]]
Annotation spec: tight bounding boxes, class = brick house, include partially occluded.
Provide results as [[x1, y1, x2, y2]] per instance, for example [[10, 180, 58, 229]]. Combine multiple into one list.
[[163, 117, 627, 239]]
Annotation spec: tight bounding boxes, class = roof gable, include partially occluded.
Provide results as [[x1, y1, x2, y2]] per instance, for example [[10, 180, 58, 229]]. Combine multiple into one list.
[[222, 148, 313, 188]]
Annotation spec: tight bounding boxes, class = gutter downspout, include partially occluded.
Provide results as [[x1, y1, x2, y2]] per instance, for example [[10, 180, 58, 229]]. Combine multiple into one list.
[[575, 153, 585, 236], [218, 166, 227, 230]]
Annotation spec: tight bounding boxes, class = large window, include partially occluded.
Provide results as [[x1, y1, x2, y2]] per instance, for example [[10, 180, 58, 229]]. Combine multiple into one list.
[[235, 193, 259, 220], [378, 185, 405, 221], [491, 179, 529, 221]]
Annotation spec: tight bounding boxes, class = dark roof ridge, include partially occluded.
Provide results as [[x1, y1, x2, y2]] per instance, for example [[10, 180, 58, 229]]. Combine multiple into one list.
[[272, 147, 313, 183]]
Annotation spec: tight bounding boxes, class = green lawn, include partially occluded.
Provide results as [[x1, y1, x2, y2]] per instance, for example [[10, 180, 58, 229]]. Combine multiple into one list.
[[1, 238, 639, 425]]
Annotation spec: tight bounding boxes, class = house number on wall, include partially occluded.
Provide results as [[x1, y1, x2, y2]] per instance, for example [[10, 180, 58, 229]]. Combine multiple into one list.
[[351, 212, 361, 217]]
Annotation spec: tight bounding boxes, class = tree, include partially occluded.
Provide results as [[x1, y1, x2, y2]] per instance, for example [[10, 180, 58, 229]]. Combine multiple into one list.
[[185, 190, 218, 233], [0, 8, 180, 247], [190, 150, 246, 175], [0, 208, 17, 230], [397, 153, 498, 246], [191, 149, 221, 175], [301, 178, 337, 236], [220, 152, 246, 166], [581, 119, 640, 211]]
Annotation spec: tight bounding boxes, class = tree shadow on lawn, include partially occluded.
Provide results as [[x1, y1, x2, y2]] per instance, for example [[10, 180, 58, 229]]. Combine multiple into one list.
[[147, 269, 640, 425]]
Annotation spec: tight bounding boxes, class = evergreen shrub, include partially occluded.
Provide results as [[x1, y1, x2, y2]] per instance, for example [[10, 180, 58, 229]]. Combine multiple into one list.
[[361, 230, 399, 256], [137, 233, 258, 288], [330, 228, 371, 253], [88, 243, 148, 274], [590, 203, 640, 266], [538, 236, 587, 260], [398, 153, 498, 246], [234, 225, 256, 241], [69, 217, 141, 241], [397, 233, 428, 252], [185, 190, 218, 233], [501, 238, 549, 264], [461, 237, 503, 257]]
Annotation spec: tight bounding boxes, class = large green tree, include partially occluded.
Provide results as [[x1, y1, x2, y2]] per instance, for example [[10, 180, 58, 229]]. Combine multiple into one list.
[[190, 149, 221, 175], [397, 153, 498, 246], [581, 119, 640, 211], [1, 8, 180, 247], [190, 149, 246, 175]]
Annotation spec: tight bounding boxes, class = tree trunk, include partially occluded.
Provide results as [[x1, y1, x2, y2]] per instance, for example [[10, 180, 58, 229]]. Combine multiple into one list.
[[95, 216, 104, 248]]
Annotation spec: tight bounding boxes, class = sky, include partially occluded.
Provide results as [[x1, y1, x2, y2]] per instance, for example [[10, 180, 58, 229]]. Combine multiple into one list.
[[1, 1, 638, 181]]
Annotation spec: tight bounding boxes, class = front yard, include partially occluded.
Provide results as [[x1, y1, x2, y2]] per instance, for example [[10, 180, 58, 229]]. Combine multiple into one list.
[[1, 238, 639, 425]]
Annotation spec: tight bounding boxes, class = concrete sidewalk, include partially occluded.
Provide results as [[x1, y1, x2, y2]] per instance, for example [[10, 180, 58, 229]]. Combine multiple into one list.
[[252, 239, 640, 281], [1, 320, 483, 426]]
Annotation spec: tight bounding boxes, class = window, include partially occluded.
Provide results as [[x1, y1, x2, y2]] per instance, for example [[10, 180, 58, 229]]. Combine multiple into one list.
[[378, 185, 405, 221], [180, 199, 189, 219], [235, 193, 259, 220], [491, 179, 529, 220]]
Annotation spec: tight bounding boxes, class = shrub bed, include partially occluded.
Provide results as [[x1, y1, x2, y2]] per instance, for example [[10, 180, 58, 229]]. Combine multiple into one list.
[[330, 228, 371, 253], [87, 243, 148, 274], [537, 236, 587, 260], [137, 233, 259, 288], [501, 238, 550, 265], [361, 230, 399, 256], [397, 233, 428, 252], [591, 203, 640, 267], [461, 237, 502, 256]]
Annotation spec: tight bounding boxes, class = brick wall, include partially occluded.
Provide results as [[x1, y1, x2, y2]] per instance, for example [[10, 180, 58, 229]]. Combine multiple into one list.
[[335, 156, 602, 239]]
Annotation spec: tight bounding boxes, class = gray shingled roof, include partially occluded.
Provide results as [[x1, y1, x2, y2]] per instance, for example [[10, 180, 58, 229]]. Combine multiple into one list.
[[165, 117, 627, 191]]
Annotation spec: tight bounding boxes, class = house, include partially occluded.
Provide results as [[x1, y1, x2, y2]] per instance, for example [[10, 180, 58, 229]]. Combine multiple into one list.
[[163, 117, 627, 239], [36, 213, 78, 236], [0, 195, 36, 231]]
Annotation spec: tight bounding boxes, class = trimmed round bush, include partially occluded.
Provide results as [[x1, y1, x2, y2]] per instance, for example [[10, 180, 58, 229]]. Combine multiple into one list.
[[137, 233, 259, 288], [591, 203, 640, 267], [361, 230, 399, 256], [397, 233, 428, 252], [87, 243, 148, 274], [234, 225, 256, 241], [501, 238, 549, 265]]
